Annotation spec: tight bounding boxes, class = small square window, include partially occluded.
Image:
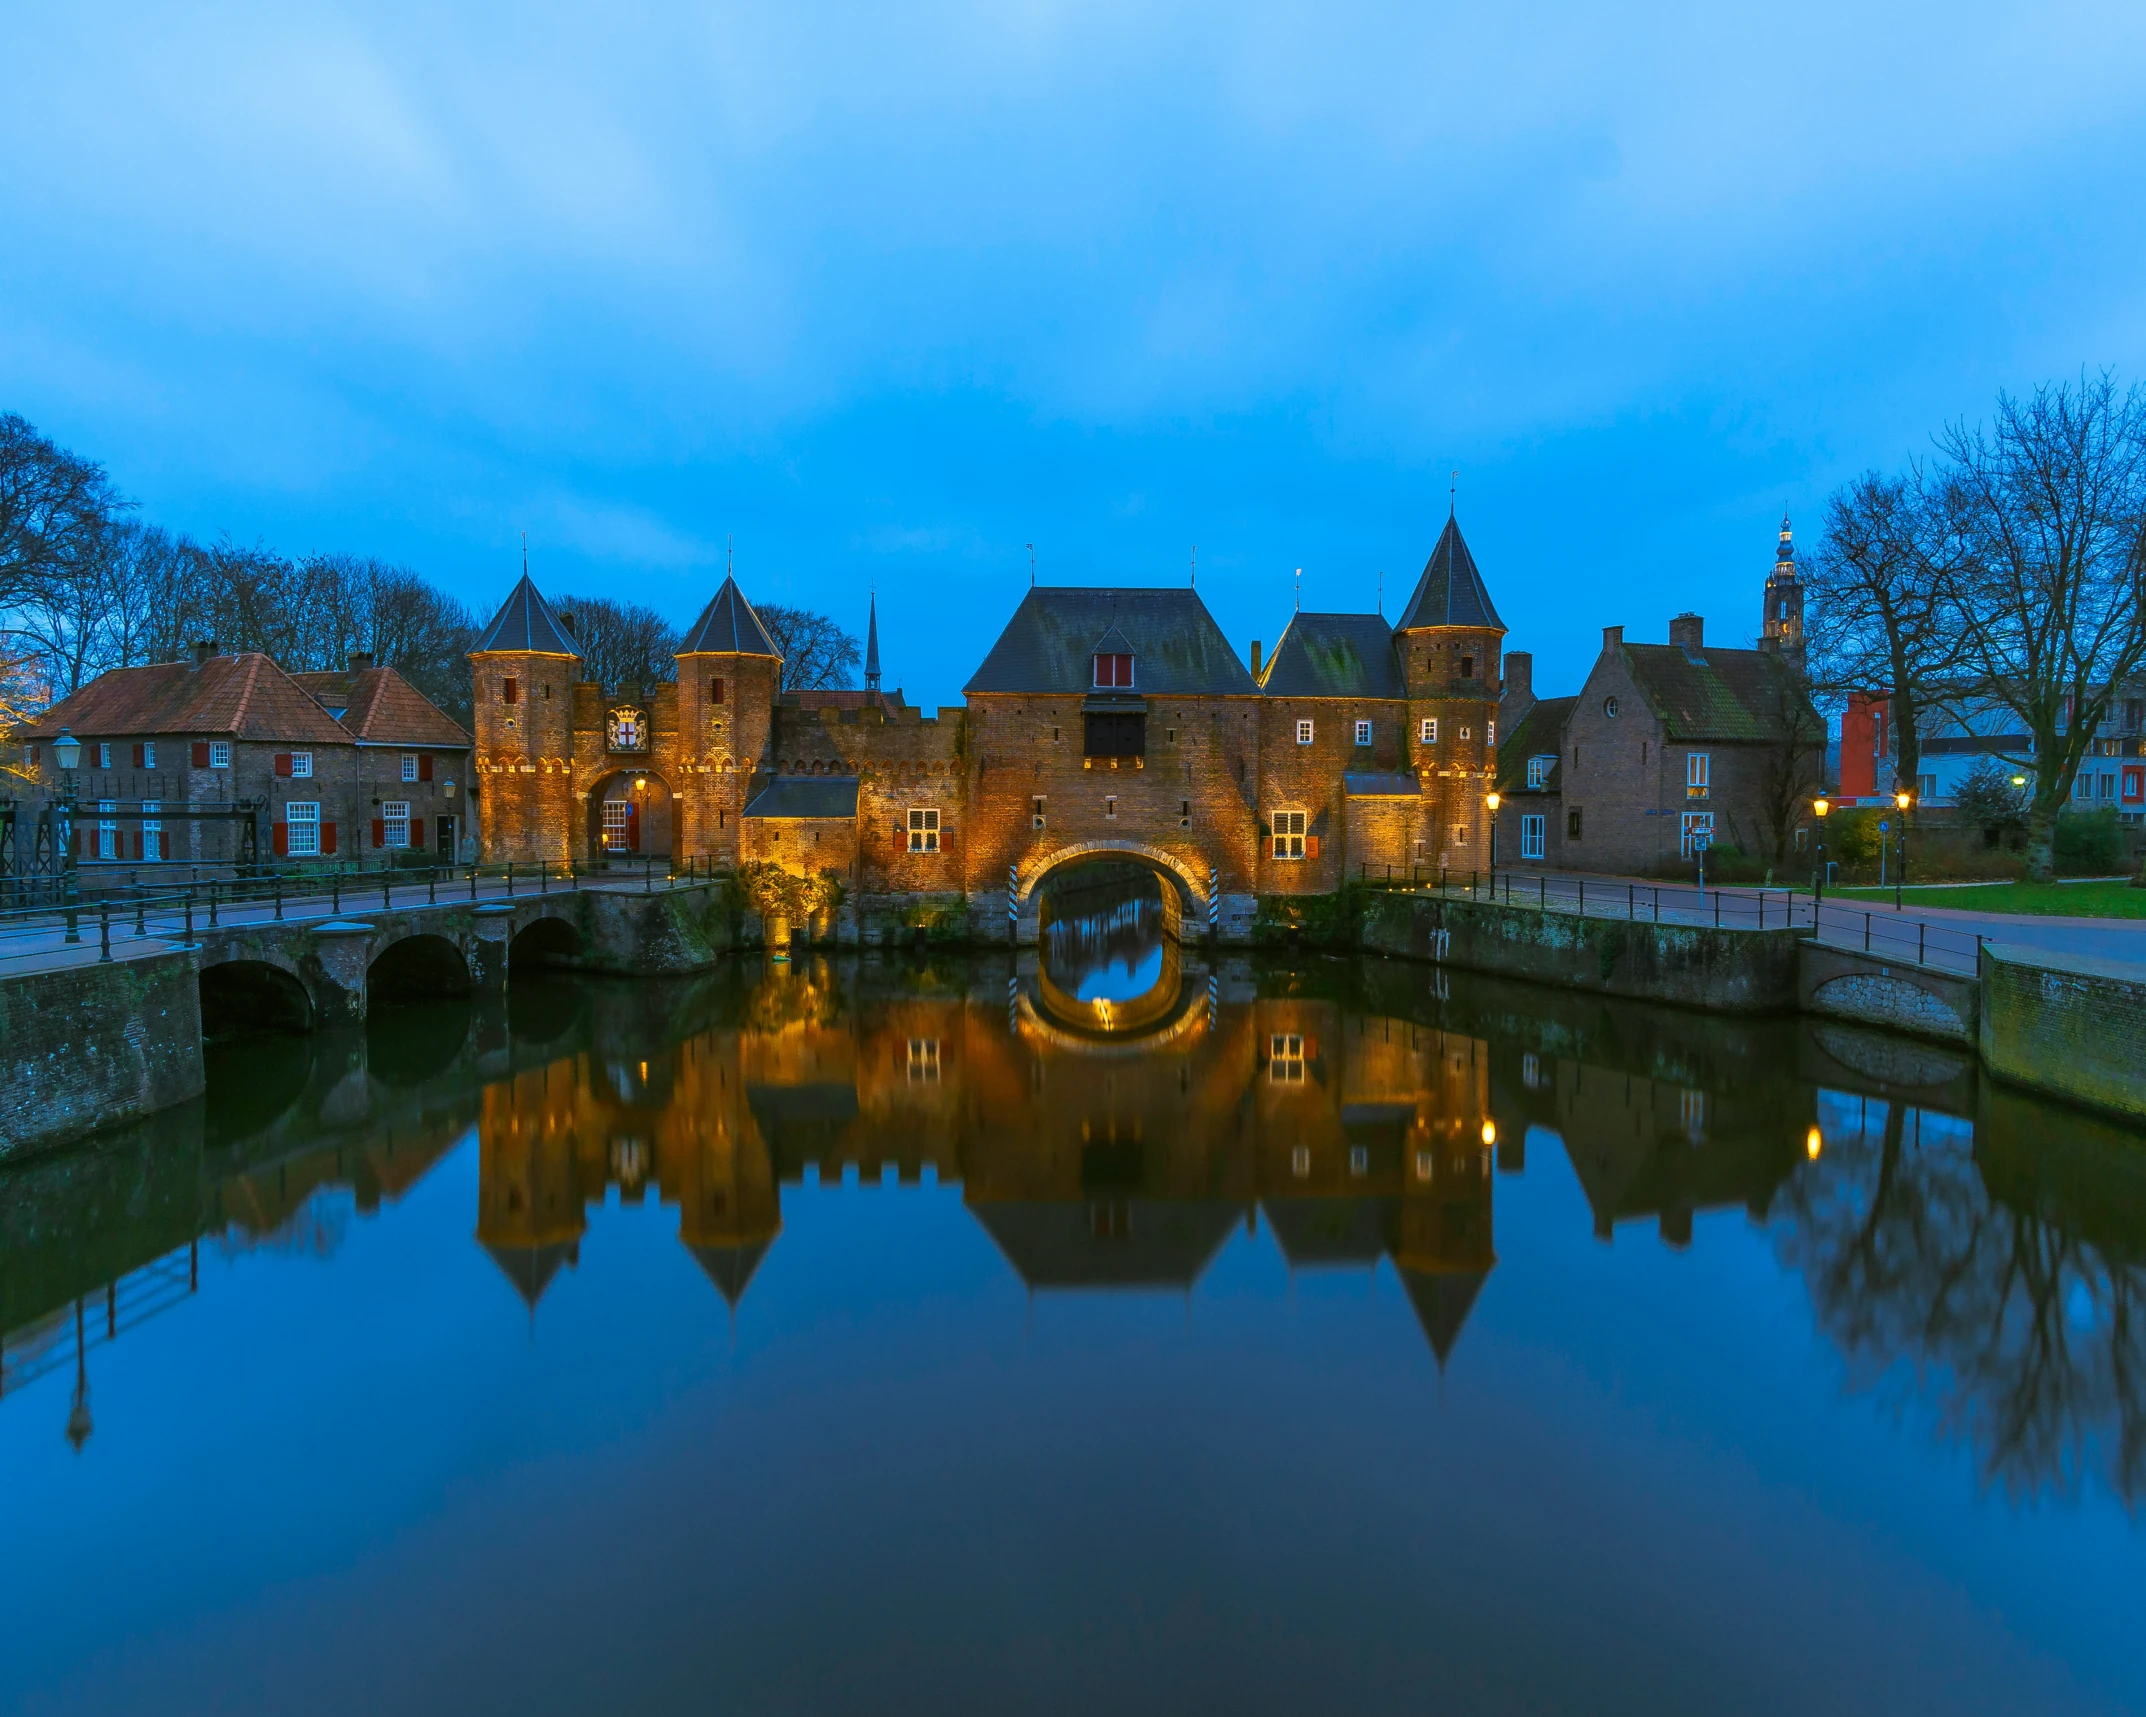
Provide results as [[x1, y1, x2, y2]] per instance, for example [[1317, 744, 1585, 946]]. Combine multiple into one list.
[[1420, 718, 1437, 744], [908, 807, 940, 852], [1295, 719, 1314, 745], [907, 1038, 940, 1082], [402, 753, 419, 782], [1353, 720, 1372, 745], [142, 741, 156, 769], [1458, 726, 1472, 742], [291, 751, 314, 778], [1271, 810, 1306, 859], [97, 742, 112, 768], [209, 741, 231, 769], [1270, 1034, 1306, 1083]]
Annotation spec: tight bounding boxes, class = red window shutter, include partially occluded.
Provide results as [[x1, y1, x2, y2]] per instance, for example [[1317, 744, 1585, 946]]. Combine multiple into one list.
[[274, 753, 292, 777], [503, 677, 519, 704], [132, 743, 146, 767], [77, 828, 89, 858], [191, 741, 210, 768], [1306, 834, 1321, 859], [134, 831, 145, 860], [322, 822, 339, 855], [372, 818, 386, 848], [419, 753, 433, 781], [712, 677, 725, 705], [273, 822, 289, 857]]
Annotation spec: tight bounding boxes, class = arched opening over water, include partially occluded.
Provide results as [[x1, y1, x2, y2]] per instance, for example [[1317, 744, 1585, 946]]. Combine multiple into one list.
[[366, 933, 474, 1010], [1034, 861, 1185, 1036], [509, 915, 583, 974], [198, 959, 313, 1042]]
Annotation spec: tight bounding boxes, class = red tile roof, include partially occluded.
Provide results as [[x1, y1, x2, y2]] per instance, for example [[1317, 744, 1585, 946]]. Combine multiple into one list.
[[290, 667, 471, 747], [18, 654, 356, 747]]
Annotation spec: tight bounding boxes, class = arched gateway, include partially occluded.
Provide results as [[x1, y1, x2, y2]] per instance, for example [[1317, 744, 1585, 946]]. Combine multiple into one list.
[[1016, 839, 1212, 941]]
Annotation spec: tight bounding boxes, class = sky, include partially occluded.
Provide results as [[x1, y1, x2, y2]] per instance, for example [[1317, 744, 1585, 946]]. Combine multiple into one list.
[[5, 1, 2146, 708]]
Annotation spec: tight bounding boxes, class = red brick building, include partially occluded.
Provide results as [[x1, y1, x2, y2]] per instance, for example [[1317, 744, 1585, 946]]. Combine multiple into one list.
[[470, 516, 1508, 939]]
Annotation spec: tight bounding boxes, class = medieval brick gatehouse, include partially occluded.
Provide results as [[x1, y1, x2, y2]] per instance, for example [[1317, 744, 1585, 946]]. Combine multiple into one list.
[[470, 514, 1507, 938]]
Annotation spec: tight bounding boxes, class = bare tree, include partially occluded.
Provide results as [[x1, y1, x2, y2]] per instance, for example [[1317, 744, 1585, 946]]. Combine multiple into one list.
[[1940, 373, 2146, 881], [758, 603, 860, 691], [0, 413, 122, 613], [554, 594, 680, 689], [1744, 681, 1829, 866], [1805, 470, 1972, 797]]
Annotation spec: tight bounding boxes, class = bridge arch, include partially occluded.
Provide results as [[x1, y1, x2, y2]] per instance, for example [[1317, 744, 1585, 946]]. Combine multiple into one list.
[[198, 957, 314, 1041], [367, 931, 474, 1007], [508, 913, 583, 973], [1016, 840, 1213, 935]]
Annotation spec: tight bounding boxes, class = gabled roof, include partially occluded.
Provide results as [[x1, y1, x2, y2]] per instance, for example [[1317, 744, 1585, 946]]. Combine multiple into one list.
[[678, 575, 782, 658], [1396, 515, 1503, 633], [969, 1197, 1244, 1289], [965, 588, 1256, 696], [473, 574, 580, 656], [1495, 695, 1575, 794], [742, 776, 861, 819], [1262, 1197, 1395, 1269], [290, 666, 472, 748], [1260, 613, 1405, 698], [18, 654, 356, 746], [1620, 644, 1815, 743]]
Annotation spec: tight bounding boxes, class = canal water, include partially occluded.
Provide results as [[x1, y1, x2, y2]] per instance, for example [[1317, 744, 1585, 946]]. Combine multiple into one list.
[[2, 879, 2142, 1715]]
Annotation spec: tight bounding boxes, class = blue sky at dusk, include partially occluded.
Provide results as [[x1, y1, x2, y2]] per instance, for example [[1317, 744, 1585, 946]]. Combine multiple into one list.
[[5, 1, 2145, 706]]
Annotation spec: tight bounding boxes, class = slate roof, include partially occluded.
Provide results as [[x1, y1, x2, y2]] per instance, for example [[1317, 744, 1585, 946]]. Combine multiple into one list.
[[482, 1240, 576, 1309], [1261, 1197, 1395, 1269], [1259, 613, 1406, 698], [1620, 644, 1815, 743], [1494, 695, 1575, 795], [1343, 771, 1423, 798], [290, 666, 472, 748], [1396, 515, 1503, 633], [965, 588, 1256, 696], [18, 654, 357, 747], [688, 1239, 773, 1308], [473, 574, 580, 656], [1399, 1266, 1488, 1366], [743, 776, 861, 819], [969, 1198, 1244, 1289], [678, 575, 782, 658]]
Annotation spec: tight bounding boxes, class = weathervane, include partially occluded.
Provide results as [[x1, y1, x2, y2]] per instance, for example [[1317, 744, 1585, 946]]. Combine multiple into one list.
[[1294, 567, 1301, 612], [1027, 542, 1035, 587], [1190, 545, 1196, 589]]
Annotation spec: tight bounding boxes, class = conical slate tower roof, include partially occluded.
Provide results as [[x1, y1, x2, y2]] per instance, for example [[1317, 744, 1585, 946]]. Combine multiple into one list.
[[678, 574, 782, 658], [1398, 1266, 1489, 1366], [473, 575, 580, 656], [688, 1239, 773, 1307], [1395, 515, 1503, 632], [482, 1240, 576, 1309], [864, 593, 881, 689]]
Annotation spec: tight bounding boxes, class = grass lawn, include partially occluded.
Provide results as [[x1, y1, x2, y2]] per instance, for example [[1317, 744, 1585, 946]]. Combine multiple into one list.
[[1830, 880, 2146, 918]]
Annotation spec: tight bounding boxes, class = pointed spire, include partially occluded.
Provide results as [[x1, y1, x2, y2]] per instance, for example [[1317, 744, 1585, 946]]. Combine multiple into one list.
[[1774, 511, 1797, 579], [678, 573, 782, 659], [865, 590, 882, 691], [1396, 513, 1503, 633], [473, 572, 579, 656]]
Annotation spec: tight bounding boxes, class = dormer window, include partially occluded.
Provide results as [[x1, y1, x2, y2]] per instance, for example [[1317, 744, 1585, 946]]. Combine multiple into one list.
[[1094, 652, 1134, 689]]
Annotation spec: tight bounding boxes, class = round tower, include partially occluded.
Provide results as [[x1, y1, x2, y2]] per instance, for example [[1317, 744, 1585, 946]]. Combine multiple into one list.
[[469, 574, 581, 865], [1393, 512, 1506, 870], [673, 574, 785, 866]]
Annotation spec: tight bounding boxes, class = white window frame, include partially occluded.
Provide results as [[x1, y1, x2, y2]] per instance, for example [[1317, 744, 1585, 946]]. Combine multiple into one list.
[[1681, 810, 1714, 857], [1520, 813, 1545, 860], [1270, 1034, 1305, 1082], [382, 800, 411, 849], [142, 741, 156, 769], [1353, 719, 1372, 745], [1421, 718, 1437, 744], [286, 800, 321, 857], [97, 743, 112, 768], [1296, 719, 1314, 745], [291, 750, 314, 779], [907, 1038, 941, 1082], [1527, 755, 1553, 788], [1487, 720, 1495, 747], [908, 807, 940, 852], [142, 799, 163, 862], [209, 740, 232, 769], [96, 800, 117, 860], [1687, 751, 1711, 795], [602, 799, 632, 851], [1272, 810, 1307, 860], [401, 753, 419, 782], [1103, 795, 1118, 819]]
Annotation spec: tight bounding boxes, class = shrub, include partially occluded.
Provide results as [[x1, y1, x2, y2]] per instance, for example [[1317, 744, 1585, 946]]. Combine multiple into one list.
[[2055, 807, 2125, 875]]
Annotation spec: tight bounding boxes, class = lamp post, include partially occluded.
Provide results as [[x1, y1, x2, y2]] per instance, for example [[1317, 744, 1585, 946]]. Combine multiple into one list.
[[1813, 796, 1830, 909], [1894, 788, 1912, 910], [1485, 789, 1501, 875]]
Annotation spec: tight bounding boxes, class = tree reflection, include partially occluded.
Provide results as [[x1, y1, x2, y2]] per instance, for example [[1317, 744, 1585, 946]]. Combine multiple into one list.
[[1775, 1097, 2146, 1508]]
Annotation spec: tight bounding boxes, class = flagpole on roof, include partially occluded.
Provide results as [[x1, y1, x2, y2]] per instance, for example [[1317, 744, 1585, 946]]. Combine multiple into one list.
[[1027, 543, 1035, 587]]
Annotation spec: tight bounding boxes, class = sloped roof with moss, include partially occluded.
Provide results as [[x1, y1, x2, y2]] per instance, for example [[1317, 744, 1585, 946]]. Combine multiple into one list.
[[964, 588, 1256, 696], [1494, 695, 1575, 794], [1259, 613, 1405, 698], [1622, 644, 1814, 743]]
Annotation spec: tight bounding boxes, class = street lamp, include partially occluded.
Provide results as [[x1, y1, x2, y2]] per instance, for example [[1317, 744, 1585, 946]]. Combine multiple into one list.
[[1485, 789, 1501, 874], [51, 727, 82, 920], [1894, 788, 1913, 909], [1813, 796, 1830, 908]]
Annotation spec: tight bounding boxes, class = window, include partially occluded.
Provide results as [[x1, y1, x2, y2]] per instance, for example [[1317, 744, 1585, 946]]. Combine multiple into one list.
[[1527, 755, 1554, 788], [1487, 719, 1496, 747], [291, 751, 314, 778], [96, 800, 116, 859], [2100, 772, 2117, 800], [1453, 823, 1467, 845], [1353, 719, 1372, 745], [2076, 774, 2092, 800], [543, 683, 552, 700], [1179, 798, 1191, 828], [907, 1038, 941, 1082], [1291, 1145, 1311, 1177], [1272, 810, 1307, 859], [142, 742, 156, 769], [908, 807, 940, 852], [1295, 719, 1314, 745], [1687, 752, 1710, 797], [1093, 652, 1134, 688], [97, 743, 112, 768], [1795, 826, 1810, 853], [2124, 767, 2144, 802], [1104, 795, 1118, 818], [1349, 1146, 1368, 1177], [1603, 696, 1619, 719], [210, 740, 231, 769], [1032, 796, 1046, 829], [1083, 711, 1145, 757], [1458, 725, 1472, 741], [1681, 811, 1714, 857], [402, 753, 419, 782], [1421, 718, 1437, 744], [1270, 1034, 1305, 1082], [141, 800, 162, 862], [1522, 1052, 1544, 1090], [383, 801, 411, 848], [1567, 808, 1583, 840], [1459, 656, 1474, 678], [1918, 773, 1937, 801], [503, 678, 519, 704], [602, 800, 632, 851], [1520, 813, 1545, 859], [1415, 1150, 1434, 1182], [286, 801, 321, 857], [710, 677, 725, 704]]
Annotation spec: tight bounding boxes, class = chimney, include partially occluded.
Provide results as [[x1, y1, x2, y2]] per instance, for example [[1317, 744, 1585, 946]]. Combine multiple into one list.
[[1602, 625, 1624, 652], [1669, 613, 1704, 653], [1250, 640, 1263, 681], [1502, 651, 1532, 702], [191, 639, 217, 667], [347, 650, 375, 674]]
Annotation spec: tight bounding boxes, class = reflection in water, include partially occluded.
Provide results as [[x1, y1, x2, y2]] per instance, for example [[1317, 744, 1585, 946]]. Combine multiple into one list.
[[1035, 865, 1184, 1037], [7, 955, 2146, 1515]]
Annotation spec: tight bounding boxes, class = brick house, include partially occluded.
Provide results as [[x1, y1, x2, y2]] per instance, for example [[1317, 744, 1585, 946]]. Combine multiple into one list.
[[469, 513, 1509, 934], [1491, 522, 1824, 875], [13, 644, 471, 873]]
